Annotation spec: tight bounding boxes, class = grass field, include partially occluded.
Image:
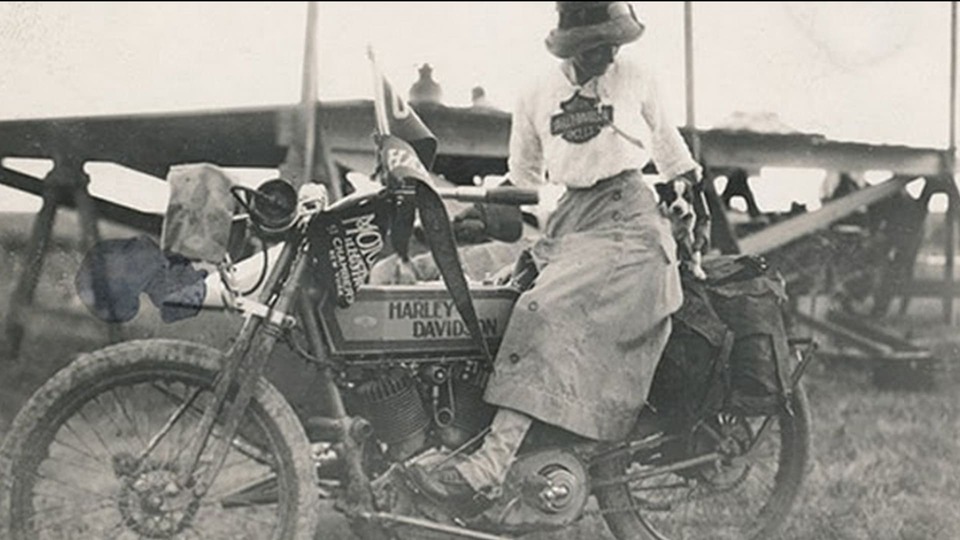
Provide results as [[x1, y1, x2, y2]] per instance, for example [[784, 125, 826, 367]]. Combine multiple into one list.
[[1, 210, 959, 539]]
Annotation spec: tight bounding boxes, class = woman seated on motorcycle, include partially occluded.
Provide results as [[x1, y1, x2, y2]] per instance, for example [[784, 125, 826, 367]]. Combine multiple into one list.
[[412, 0, 708, 510]]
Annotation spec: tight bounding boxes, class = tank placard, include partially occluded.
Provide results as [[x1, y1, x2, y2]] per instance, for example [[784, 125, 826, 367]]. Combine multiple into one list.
[[331, 289, 516, 348], [388, 300, 500, 339]]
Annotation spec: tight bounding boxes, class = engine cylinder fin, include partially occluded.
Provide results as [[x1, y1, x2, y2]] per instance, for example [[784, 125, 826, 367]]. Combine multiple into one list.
[[356, 375, 430, 460]]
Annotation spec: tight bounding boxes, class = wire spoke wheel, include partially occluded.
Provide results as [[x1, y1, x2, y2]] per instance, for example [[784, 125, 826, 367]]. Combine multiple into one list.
[[1, 340, 318, 540], [594, 386, 810, 540]]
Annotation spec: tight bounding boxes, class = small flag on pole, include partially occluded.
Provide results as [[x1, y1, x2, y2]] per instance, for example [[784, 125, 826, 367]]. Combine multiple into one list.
[[368, 47, 437, 170]]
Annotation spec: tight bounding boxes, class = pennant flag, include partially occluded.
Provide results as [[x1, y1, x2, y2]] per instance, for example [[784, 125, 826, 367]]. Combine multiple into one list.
[[367, 48, 491, 362], [375, 73, 438, 170]]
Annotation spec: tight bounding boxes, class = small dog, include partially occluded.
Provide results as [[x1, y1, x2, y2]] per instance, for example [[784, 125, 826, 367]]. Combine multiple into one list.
[[655, 179, 707, 280]]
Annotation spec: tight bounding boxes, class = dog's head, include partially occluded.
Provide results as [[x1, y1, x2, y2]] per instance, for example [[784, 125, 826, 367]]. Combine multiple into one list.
[[654, 179, 694, 221]]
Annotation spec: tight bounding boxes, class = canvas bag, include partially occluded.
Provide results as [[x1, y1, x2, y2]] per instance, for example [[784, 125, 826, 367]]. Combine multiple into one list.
[[648, 255, 793, 421], [161, 163, 236, 263]]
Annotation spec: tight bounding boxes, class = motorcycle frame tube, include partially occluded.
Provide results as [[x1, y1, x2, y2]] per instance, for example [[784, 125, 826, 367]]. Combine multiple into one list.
[[590, 452, 723, 490], [182, 237, 308, 492], [282, 230, 381, 529], [297, 293, 345, 417]]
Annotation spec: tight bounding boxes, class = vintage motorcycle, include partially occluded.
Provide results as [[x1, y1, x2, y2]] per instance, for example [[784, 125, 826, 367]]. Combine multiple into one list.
[[0, 134, 814, 540]]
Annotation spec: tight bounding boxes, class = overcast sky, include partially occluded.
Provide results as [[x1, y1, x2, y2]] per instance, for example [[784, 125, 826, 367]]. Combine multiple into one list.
[[0, 2, 954, 212]]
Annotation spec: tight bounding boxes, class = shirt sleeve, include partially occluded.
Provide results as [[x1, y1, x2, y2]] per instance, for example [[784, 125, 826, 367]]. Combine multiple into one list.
[[507, 91, 546, 189], [640, 69, 701, 181]]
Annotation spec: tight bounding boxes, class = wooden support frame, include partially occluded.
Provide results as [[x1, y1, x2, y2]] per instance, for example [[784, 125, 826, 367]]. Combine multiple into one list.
[[738, 175, 915, 256], [893, 173, 960, 323], [938, 174, 960, 323], [3, 159, 119, 359], [0, 165, 162, 233], [701, 167, 741, 255]]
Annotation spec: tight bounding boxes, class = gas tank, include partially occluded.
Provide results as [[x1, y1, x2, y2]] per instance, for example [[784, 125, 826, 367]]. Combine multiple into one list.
[[318, 283, 518, 356]]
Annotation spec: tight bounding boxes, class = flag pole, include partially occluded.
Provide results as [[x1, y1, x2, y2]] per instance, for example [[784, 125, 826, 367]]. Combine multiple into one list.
[[950, 1, 956, 155], [683, 1, 700, 162], [367, 45, 391, 137], [280, 2, 341, 200], [945, 0, 958, 323], [300, 1, 319, 188]]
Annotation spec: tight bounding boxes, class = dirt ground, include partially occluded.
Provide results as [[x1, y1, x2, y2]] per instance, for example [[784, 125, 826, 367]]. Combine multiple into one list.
[[1, 211, 959, 539]]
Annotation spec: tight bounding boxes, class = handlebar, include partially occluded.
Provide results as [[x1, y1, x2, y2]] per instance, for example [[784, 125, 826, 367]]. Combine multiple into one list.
[[435, 186, 540, 206]]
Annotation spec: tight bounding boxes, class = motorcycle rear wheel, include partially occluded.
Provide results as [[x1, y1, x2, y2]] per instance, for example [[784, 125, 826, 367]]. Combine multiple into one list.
[[594, 385, 810, 540], [0, 339, 319, 540]]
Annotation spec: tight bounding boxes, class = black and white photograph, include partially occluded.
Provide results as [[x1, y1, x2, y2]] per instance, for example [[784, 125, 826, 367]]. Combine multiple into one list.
[[1, 2, 958, 539]]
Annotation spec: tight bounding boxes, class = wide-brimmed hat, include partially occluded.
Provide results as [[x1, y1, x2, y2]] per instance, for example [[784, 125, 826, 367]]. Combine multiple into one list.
[[545, 1, 645, 59]]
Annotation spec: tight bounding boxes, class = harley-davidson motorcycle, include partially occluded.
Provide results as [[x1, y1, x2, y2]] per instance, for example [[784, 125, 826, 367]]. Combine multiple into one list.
[[0, 133, 814, 540]]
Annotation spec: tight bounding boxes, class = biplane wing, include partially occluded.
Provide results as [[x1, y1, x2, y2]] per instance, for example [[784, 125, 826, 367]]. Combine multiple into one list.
[[1, 102, 952, 248]]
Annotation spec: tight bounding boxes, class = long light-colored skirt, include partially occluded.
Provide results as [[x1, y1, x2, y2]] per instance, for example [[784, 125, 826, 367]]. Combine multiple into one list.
[[484, 169, 682, 440]]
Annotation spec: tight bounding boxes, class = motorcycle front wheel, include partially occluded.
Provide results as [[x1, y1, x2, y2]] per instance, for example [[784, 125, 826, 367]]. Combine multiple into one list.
[[0, 339, 319, 540], [593, 385, 811, 540]]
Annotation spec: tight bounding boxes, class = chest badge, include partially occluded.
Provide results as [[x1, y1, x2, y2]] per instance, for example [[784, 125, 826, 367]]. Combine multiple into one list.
[[549, 91, 613, 144]]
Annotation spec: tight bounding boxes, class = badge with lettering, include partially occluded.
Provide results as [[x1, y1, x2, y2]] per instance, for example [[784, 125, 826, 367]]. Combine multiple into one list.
[[387, 298, 501, 339], [326, 286, 519, 354], [310, 194, 393, 307], [549, 91, 613, 144]]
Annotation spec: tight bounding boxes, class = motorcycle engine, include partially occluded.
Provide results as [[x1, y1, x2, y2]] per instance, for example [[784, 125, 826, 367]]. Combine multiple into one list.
[[354, 375, 429, 461], [354, 365, 495, 461], [433, 368, 496, 450], [358, 366, 589, 537]]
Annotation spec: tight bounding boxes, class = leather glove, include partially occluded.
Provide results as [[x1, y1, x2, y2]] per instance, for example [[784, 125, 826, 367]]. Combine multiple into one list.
[[452, 204, 488, 244], [452, 203, 523, 245]]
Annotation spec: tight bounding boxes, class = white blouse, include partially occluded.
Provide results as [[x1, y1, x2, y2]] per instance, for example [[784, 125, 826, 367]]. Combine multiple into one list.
[[508, 56, 699, 190]]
